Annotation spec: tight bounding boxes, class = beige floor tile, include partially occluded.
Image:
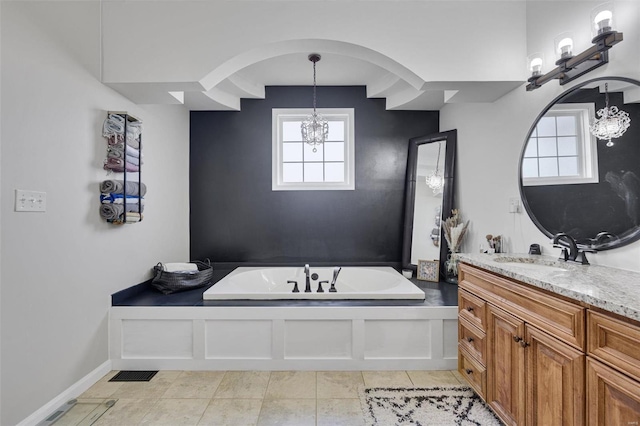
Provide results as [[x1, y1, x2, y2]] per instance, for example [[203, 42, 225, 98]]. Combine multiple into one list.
[[362, 371, 413, 388], [111, 378, 175, 399], [52, 401, 105, 426], [257, 399, 316, 426], [317, 398, 365, 426], [317, 371, 364, 399], [451, 369, 467, 385], [198, 399, 262, 426], [80, 380, 123, 399], [98, 371, 121, 382], [264, 371, 316, 399], [139, 398, 209, 426], [214, 371, 271, 399], [162, 371, 226, 399], [407, 370, 462, 387], [75, 398, 109, 404], [93, 399, 157, 426], [152, 370, 182, 382], [107, 371, 181, 399]]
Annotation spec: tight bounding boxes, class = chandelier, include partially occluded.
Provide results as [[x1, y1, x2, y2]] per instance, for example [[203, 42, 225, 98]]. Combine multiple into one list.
[[301, 54, 329, 153], [426, 143, 444, 194], [589, 83, 631, 147]]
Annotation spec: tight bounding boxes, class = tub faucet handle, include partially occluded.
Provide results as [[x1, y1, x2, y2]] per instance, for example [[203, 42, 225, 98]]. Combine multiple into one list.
[[288, 280, 299, 293], [330, 267, 342, 292], [317, 280, 328, 293]]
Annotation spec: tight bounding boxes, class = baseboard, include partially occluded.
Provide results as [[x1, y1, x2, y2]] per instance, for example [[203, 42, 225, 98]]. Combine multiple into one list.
[[17, 359, 112, 426]]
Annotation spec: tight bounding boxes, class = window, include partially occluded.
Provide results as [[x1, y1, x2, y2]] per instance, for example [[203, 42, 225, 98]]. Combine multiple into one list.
[[522, 103, 599, 186], [272, 108, 355, 191]]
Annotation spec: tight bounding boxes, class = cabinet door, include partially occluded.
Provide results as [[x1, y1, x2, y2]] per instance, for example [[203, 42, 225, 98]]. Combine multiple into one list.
[[525, 324, 585, 426], [587, 357, 640, 425], [487, 304, 525, 426]]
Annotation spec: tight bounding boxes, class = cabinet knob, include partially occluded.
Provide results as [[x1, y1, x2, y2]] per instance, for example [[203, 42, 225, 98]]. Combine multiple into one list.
[[467, 337, 474, 343], [519, 340, 530, 348], [513, 336, 522, 343], [466, 306, 474, 312], [465, 369, 473, 375]]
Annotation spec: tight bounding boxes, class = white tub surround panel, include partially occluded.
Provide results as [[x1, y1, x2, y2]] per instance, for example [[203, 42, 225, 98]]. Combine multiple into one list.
[[456, 253, 640, 321], [110, 306, 458, 371]]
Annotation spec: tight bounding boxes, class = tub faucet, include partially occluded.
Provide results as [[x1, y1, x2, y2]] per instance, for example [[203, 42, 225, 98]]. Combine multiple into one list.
[[329, 267, 341, 293], [304, 264, 312, 293]]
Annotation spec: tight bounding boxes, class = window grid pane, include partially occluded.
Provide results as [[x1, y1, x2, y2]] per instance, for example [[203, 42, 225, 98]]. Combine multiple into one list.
[[281, 119, 346, 184], [527, 112, 584, 179]]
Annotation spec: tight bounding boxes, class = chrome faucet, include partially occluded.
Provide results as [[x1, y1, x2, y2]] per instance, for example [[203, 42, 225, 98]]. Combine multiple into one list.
[[304, 264, 312, 293], [552, 232, 595, 265]]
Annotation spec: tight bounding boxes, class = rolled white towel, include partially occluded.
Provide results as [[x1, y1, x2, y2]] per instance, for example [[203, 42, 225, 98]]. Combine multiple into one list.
[[162, 262, 198, 272]]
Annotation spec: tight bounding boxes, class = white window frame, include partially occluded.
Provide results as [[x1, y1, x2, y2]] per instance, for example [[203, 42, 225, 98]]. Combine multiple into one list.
[[272, 108, 355, 191], [523, 103, 599, 187]]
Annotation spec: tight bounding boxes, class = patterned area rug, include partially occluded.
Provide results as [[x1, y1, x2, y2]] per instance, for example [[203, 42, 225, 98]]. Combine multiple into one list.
[[360, 386, 503, 426]]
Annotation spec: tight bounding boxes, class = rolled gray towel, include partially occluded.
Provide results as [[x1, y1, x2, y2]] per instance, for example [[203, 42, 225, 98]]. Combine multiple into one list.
[[100, 203, 123, 221], [100, 180, 147, 197], [100, 203, 144, 221]]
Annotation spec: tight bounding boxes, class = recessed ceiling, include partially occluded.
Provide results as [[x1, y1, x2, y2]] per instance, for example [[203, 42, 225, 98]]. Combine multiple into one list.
[[235, 53, 389, 87]]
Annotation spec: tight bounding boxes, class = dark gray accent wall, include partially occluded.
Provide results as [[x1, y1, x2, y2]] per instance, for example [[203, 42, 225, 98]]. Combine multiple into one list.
[[190, 86, 439, 264]]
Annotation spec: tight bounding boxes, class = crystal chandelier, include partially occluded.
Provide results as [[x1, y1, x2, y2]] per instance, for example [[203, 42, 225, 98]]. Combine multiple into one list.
[[301, 54, 328, 153], [426, 143, 444, 194], [589, 83, 631, 147]]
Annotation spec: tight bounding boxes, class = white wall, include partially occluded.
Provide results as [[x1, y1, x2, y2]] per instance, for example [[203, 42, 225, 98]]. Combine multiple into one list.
[[0, 1, 3, 422], [0, 2, 190, 424], [440, 1, 640, 272]]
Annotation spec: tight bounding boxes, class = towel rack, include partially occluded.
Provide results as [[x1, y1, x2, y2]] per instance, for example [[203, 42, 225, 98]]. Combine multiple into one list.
[[101, 111, 144, 224]]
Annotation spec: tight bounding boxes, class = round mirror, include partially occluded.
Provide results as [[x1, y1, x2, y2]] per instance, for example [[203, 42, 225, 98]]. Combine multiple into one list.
[[519, 76, 640, 250]]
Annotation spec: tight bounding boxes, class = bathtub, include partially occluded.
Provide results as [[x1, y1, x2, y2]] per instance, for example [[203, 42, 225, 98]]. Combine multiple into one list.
[[203, 266, 425, 300]]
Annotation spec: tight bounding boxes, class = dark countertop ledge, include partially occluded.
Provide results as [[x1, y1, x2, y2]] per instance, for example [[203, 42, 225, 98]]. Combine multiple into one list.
[[112, 267, 459, 307]]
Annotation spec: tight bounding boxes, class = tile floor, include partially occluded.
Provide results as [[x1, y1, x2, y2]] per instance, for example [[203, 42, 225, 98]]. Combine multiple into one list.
[[60, 369, 466, 426]]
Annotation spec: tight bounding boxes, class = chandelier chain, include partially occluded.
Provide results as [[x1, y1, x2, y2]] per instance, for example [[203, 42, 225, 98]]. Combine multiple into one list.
[[313, 61, 317, 113], [301, 53, 329, 153]]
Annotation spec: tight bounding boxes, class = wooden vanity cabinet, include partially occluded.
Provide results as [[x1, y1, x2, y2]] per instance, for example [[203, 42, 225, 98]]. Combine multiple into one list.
[[586, 310, 640, 424], [524, 322, 585, 426], [459, 263, 586, 426], [459, 262, 640, 426]]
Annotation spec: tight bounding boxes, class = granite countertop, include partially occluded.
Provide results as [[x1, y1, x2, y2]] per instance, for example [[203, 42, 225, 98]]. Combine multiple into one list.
[[455, 253, 640, 322]]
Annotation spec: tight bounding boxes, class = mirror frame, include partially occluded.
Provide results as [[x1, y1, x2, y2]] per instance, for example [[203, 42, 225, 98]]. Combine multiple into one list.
[[402, 130, 457, 275], [518, 76, 640, 251]]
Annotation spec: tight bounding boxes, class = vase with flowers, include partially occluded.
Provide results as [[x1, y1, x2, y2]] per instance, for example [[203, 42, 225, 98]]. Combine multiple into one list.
[[442, 209, 470, 284]]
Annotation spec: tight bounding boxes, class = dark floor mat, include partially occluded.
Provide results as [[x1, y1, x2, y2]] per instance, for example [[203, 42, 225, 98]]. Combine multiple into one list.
[[108, 370, 158, 382]]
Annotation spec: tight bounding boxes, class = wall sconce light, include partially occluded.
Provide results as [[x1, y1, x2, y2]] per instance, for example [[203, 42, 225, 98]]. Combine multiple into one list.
[[527, 53, 544, 80], [554, 32, 574, 64], [526, 3, 623, 91]]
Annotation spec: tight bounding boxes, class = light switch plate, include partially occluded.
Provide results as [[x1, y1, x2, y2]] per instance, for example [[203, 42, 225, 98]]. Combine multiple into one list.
[[509, 197, 520, 213], [15, 189, 46, 212]]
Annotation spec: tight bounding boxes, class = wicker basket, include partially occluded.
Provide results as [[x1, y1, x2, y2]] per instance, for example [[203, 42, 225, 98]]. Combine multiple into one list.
[[151, 260, 213, 294]]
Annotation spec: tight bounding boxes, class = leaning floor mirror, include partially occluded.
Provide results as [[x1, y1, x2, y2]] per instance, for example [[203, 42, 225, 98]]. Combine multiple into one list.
[[402, 130, 457, 279]]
